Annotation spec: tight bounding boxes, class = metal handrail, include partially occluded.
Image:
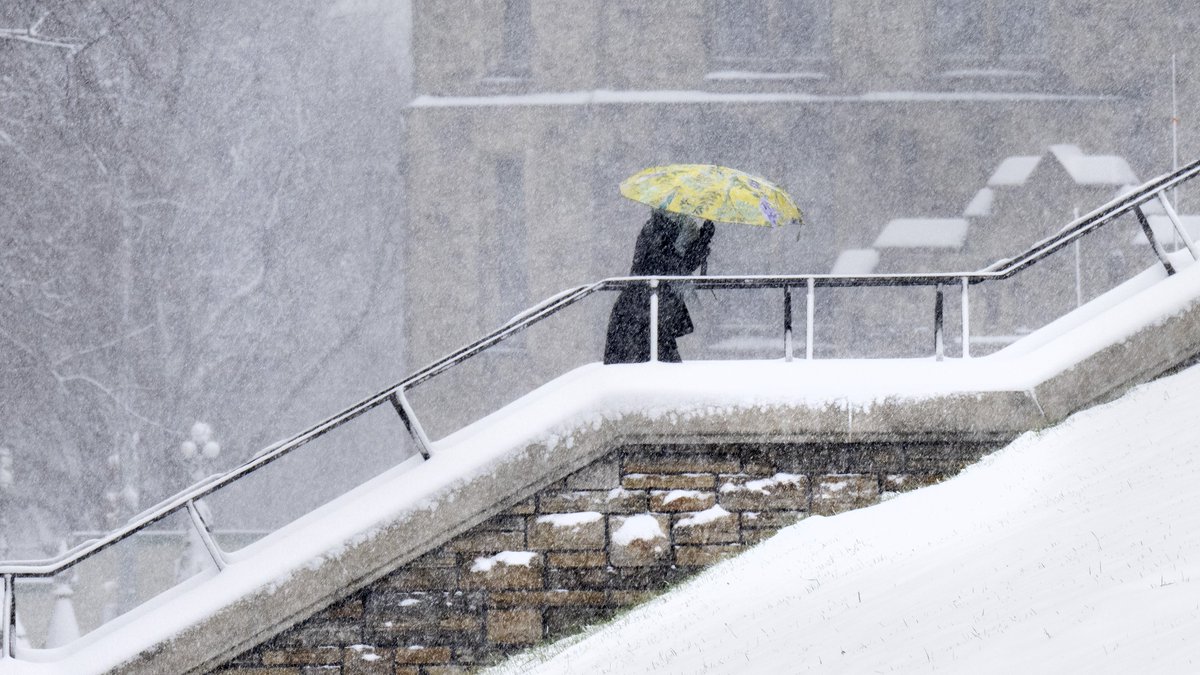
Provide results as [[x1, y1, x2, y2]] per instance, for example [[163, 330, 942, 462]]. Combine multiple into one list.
[[2, 156, 1199, 655]]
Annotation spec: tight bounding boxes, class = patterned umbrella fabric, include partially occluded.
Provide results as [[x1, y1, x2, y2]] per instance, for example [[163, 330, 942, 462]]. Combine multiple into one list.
[[619, 164, 803, 227]]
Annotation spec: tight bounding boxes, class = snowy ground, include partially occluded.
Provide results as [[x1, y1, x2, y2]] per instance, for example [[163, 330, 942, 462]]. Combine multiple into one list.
[[488, 364, 1200, 675]]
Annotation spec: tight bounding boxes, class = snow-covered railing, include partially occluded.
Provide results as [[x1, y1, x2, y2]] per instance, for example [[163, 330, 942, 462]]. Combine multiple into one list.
[[2, 156, 1200, 660]]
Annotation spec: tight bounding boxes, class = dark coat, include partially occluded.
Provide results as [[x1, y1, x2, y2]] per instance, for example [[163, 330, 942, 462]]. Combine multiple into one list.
[[604, 212, 715, 363]]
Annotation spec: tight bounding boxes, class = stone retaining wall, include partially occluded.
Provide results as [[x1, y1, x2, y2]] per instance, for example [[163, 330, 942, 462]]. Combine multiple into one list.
[[210, 440, 994, 674]]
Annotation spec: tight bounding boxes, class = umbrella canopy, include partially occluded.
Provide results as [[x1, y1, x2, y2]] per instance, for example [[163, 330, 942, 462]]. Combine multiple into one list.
[[619, 164, 803, 228]]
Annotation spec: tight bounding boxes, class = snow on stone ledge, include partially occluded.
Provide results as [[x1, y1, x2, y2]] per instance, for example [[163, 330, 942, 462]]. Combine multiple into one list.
[[830, 248, 880, 274], [675, 505, 733, 528], [612, 515, 668, 546], [535, 512, 603, 529], [1050, 144, 1138, 185], [873, 218, 968, 249], [963, 187, 994, 217], [988, 155, 1041, 186], [721, 473, 805, 494], [470, 551, 539, 573], [659, 490, 707, 506]]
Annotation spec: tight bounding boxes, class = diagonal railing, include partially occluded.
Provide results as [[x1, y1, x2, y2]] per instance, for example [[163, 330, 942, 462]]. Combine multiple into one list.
[[2, 156, 1200, 659]]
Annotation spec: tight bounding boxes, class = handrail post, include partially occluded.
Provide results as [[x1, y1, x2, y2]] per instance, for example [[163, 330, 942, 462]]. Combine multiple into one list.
[[185, 500, 227, 572], [934, 283, 945, 361], [805, 277, 815, 360], [2, 574, 13, 659], [961, 277, 971, 359], [649, 279, 660, 363], [1157, 192, 1200, 260], [783, 285, 793, 362], [389, 389, 433, 460], [1135, 205, 1177, 275]]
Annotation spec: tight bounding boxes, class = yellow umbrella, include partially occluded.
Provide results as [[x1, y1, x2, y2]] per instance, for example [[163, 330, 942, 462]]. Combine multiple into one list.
[[619, 163, 803, 228]]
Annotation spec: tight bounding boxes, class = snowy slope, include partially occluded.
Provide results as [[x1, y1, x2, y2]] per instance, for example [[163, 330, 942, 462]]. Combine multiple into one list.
[[489, 364, 1200, 674]]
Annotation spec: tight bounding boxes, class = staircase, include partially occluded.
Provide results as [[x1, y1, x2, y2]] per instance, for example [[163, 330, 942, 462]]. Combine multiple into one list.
[[3, 158, 1200, 675]]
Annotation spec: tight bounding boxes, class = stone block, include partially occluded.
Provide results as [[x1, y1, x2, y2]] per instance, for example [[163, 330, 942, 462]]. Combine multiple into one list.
[[435, 614, 483, 632], [538, 488, 647, 514], [740, 510, 805, 530], [394, 668, 421, 675], [717, 473, 809, 512], [528, 512, 606, 550], [379, 566, 459, 591], [425, 667, 472, 675], [315, 596, 364, 621], [488, 590, 606, 608], [742, 529, 781, 546], [675, 545, 741, 567], [503, 497, 537, 515], [462, 552, 544, 590], [546, 550, 607, 568], [622, 473, 715, 490], [342, 646, 393, 675], [477, 514, 528, 532], [601, 566, 688, 591], [608, 514, 670, 567], [649, 489, 716, 513], [844, 444, 905, 473], [265, 619, 362, 648], [672, 506, 738, 545], [545, 606, 615, 635], [301, 667, 345, 675], [546, 566, 611, 590], [365, 591, 484, 646], [564, 458, 620, 489], [447, 530, 525, 554], [904, 442, 993, 472], [394, 645, 452, 665], [883, 473, 944, 493], [622, 450, 739, 474], [771, 445, 843, 474], [811, 474, 880, 516], [487, 609, 543, 645], [607, 589, 657, 606], [261, 647, 342, 666], [408, 547, 457, 567]]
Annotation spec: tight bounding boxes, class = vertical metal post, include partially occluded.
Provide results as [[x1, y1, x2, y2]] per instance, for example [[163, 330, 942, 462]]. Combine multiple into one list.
[[2, 574, 13, 659], [960, 277, 971, 359], [1157, 192, 1200, 260], [1135, 205, 1177, 275], [805, 278, 815, 360], [934, 283, 945, 361], [389, 389, 433, 460], [184, 501, 227, 571], [783, 285, 793, 362], [649, 279, 660, 363]]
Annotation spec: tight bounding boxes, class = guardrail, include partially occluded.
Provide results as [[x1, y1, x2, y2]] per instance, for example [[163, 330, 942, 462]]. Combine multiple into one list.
[[3, 156, 1200, 658]]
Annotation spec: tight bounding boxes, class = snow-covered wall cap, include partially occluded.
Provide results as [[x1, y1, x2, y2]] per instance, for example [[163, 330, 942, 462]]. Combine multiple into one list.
[[1049, 144, 1139, 185], [987, 156, 1041, 186], [830, 248, 881, 274], [873, 218, 969, 249], [964, 187, 995, 217]]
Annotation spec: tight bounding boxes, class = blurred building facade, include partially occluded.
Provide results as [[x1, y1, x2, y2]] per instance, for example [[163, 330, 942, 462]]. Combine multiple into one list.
[[401, 1, 1199, 416]]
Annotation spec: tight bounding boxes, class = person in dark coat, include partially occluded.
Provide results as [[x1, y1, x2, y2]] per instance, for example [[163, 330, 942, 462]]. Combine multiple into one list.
[[604, 209, 716, 363]]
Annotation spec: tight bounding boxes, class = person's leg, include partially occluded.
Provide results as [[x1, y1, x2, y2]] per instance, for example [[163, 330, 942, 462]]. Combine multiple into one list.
[[604, 291, 651, 363], [658, 336, 682, 363]]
